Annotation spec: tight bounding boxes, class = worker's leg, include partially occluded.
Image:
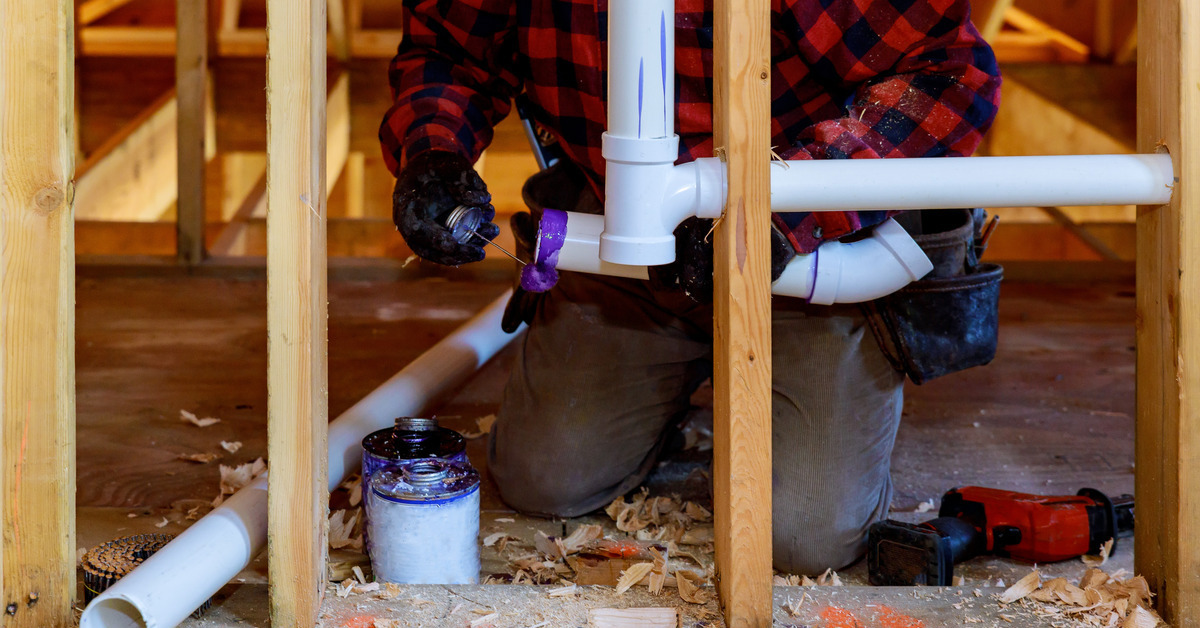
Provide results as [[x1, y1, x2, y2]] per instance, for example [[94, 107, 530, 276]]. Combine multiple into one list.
[[770, 301, 904, 575], [489, 271, 712, 518]]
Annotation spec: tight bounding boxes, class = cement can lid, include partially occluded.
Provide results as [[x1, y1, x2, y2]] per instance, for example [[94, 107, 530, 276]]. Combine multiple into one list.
[[369, 458, 480, 503], [362, 417, 466, 462]]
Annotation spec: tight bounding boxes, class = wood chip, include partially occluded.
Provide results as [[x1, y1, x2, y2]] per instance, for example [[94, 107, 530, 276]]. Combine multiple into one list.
[[177, 452, 219, 463], [675, 569, 712, 604], [647, 547, 668, 595], [679, 526, 713, 545], [562, 524, 603, 553], [352, 565, 367, 585], [1000, 569, 1041, 604], [469, 611, 499, 627], [615, 562, 654, 594], [461, 414, 497, 439], [335, 578, 355, 598], [376, 583, 402, 600], [329, 509, 362, 550], [155, 517, 169, 528], [219, 458, 266, 495], [1123, 606, 1161, 628], [683, 501, 712, 522], [1083, 538, 1115, 567], [915, 499, 936, 513], [534, 530, 566, 560], [355, 582, 379, 593], [588, 607, 677, 627], [548, 582, 577, 598], [482, 532, 509, 547], [180, 409, 221, 428], [1081, 568, 1111, 589], [220, 440, 242, 454]]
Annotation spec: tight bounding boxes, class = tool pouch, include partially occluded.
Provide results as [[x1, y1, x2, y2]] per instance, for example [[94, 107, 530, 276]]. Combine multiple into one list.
[[863, 209, 1003, 385]]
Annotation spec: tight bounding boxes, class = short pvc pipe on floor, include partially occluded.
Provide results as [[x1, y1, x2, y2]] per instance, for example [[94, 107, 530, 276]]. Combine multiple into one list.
[[79, 291, 523, 628]]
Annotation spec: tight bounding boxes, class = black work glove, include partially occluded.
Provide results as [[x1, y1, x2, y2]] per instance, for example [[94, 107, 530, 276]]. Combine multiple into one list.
[[648, 217, 797, 304], [392, 151, 500, 266]]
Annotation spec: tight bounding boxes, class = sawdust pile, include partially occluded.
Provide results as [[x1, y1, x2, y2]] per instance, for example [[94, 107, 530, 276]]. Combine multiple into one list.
[[476, 489, 717, 606], [773, 568, 843, 587], [997, 567, 1165, 627]]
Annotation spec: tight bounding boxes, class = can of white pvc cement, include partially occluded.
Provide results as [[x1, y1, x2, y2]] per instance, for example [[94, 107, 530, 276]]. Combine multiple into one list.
[[367, 457, 481, 584], [361, 417, 468, 552]]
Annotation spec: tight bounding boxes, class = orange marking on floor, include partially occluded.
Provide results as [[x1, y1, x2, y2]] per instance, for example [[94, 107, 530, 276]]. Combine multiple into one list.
[[341, 615, 375, 628], [820, 605, 865, 628], [878, 605, 926, 628]]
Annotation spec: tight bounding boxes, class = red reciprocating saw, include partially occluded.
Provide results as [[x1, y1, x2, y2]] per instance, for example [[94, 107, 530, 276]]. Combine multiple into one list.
[[867, 486, 1134, 586]]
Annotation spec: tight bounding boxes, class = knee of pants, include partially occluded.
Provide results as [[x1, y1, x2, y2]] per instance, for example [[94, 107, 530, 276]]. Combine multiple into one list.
[[771, 515, 872, 575], [489, 430, 637, 518]]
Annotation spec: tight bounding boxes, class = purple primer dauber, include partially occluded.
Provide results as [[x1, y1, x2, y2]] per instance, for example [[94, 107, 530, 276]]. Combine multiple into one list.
[[520, 208, 569, 292]]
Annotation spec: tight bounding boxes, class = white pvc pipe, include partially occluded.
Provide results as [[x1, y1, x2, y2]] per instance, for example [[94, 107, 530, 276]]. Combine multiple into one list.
[[769, 153, 1175, 212], [549, 212, 933, 304], [771, 218, 934, 304], [607, 0, 674, 140], [80, 291, 523, 628]]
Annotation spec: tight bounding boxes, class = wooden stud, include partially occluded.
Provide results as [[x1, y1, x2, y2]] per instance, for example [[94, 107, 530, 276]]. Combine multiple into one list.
[[177, 0, 208, 264], [712, 0, 773, 625], [1136, 0, 1200, 624], [971, 0, 1014, 41], [79, 26, 176, 56], [328, 0, 350, 61], [0, 0, 77, 623], [266, 0, 329, 624]]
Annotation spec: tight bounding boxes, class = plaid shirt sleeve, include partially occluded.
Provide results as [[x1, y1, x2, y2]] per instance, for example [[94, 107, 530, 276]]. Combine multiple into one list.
[[772, 0, 1001, 252], [378, 0, 520, 175]]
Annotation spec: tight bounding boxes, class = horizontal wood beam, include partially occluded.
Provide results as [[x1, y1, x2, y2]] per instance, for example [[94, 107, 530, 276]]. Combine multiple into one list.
[[79, 26, 175, 56], [78, 0, 138, 25]]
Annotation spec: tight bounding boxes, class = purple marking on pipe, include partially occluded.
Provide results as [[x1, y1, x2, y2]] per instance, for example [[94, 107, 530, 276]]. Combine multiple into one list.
[[637, 59, 644, 138], [660, 12, 668, 134], [520, 208, 569, 292], [807, 248, 820, 301]]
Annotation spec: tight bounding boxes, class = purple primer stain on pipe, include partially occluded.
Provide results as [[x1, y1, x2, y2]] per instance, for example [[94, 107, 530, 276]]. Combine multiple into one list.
[[637, 59, 644, 138], [520, 208, 569, 292], [660, 12, 668, 134]]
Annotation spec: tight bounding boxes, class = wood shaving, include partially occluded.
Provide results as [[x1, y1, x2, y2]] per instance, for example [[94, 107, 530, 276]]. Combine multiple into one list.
[[1123, 606, 1162, 628], [915, 499, 936, 513], [352, 565, 367, 584], [356, 582, 380, 593], [561, 524, 603, 553], [461, 414, 497, 439], [177, 452, 220, 463], [329, 509, 362, 550], [218, 458, 266, 495], [155, 517, 169, 528], [534, 531, 566, 560], [469, 611, 499, 627], [1083, 538, 1115, 567], [334, 578, 355, 598], [374, 620, 402, 628], [1000, 570, 1041, 604], [180, 409, 221, 428], [377, 583, 403, 600], [615, 562, 654, 594], [783, 593, 808, 616], [816, 568, 843, 586], [548, 582, 577, 598], [683, 501, 712, 522], [675, 569, 712, 604], [220, 441, 242, 454], [647, 547, 668, 595], [482, 532, 509, 547]]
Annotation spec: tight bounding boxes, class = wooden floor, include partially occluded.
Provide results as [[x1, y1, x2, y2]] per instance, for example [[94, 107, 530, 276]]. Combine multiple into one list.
[[74, 262, 1138, 626]]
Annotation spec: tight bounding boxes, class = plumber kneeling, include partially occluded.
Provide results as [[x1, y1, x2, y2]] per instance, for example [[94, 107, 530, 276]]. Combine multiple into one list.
[[380, 0, 1003, 576]]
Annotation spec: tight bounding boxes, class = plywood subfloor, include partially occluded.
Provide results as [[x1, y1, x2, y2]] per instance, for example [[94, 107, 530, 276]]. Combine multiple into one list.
[[74, 265, 1138, 625]]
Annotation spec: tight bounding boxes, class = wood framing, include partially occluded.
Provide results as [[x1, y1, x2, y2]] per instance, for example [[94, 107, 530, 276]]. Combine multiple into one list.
[[0, 0, 77, 624], [177, 0, 208, 264], [1135, 0, 1200, 624], [971, 0, 1013, 41], [266, 0, 329, 624], [712, 0, 773, 625]]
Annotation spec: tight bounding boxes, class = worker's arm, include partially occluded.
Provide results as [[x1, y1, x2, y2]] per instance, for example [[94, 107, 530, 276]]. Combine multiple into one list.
[[772, 0, 1002, 252], [379, 0, 519, 266]]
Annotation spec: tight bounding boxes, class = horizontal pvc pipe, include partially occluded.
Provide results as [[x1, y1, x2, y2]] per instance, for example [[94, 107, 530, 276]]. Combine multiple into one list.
[[769, 153, 1175, 212], [548, 212, 932, 304], [80, 292, 523, 628]]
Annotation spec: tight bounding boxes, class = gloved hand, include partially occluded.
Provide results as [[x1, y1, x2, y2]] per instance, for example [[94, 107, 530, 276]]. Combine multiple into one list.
[[649, 217, 797, 304], [392, 151, 500, 266]]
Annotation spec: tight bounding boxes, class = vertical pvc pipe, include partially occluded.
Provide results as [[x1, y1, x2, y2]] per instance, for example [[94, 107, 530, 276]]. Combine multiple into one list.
[[607, 0, 674, 140]]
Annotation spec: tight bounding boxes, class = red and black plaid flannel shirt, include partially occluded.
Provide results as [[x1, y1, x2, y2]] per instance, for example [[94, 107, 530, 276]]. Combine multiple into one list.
[[379, 0, 1001, 253]]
